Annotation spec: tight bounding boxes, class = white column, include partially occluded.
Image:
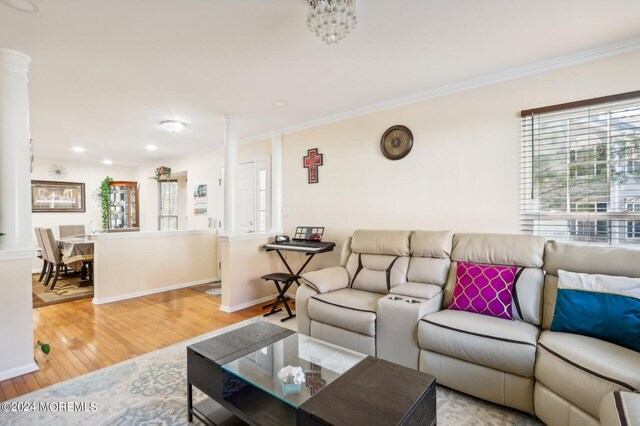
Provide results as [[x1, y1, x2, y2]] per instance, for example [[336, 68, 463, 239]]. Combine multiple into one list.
[[0, 49, 32, 252], [270, 131, 283, 233], [223, 116, 238, 234]]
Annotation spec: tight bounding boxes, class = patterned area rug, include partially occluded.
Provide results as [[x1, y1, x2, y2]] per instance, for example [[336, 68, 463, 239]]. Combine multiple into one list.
[[32, 274, 93, 308], [0, 316, 541, 425], [189, 281, 221, 297]]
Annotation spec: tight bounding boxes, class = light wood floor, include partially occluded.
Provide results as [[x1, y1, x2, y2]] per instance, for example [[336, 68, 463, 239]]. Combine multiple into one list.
[[0, 286, 267, 402]]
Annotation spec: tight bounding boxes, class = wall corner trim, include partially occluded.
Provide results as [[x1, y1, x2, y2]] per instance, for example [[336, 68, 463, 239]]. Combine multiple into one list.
[[277, 36, 640, 135], [0, 361, 39, 382]]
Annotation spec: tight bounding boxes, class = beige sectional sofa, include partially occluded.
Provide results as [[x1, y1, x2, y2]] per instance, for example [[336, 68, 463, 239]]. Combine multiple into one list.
[[296, 229, 640, 425]]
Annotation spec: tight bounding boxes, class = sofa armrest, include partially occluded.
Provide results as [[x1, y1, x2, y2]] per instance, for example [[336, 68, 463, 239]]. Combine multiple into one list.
[[301, 266, 349, 294], [600, 391, 640, 426]]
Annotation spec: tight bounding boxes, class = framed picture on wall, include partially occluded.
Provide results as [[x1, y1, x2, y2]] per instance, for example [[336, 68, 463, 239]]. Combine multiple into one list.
[[31, 180, 86, 213]]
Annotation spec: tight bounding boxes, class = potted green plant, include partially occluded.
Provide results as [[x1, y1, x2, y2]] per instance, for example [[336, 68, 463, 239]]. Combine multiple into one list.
[[155, 166, 172, 181], [100, 176, 113, 230]]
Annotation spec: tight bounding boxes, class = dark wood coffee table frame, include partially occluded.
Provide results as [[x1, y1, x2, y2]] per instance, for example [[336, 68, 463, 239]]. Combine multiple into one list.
[[187, 322, 436, 426]]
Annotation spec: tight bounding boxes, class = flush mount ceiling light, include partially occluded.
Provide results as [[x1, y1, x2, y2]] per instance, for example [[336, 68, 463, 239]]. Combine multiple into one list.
[[160, 120, 186, 134], [72, 146, 85, 153], [306, 0, 357, 45], [273, 100, 287, 107], [146, 144, 158, 151], [102, 159, 113, 165]]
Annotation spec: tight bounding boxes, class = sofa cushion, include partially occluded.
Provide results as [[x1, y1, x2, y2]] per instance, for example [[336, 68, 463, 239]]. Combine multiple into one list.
[[418, 309, 539, 377], [535, 330, 640, 418], [450, 233, 545, 268], [410, 230, 453, 259], [350, 229, 411, 256], [346, 253, 409, 294], [449, 262, 520, 320], [389, 282, 442, 300], [407, 257, 450, 287], [551, 270, 640, 352], [443, 233, 546, 326], [542, 241, 640, 329], [308, 289, 384, 337], [301, 266, 349, 294]]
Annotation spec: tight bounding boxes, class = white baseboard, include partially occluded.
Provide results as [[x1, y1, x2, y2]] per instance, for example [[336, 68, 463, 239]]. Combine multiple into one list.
[[220, 291, 297, 313], [92, 277, 219, 305], [32, 268, 43, 274], [220, 295, 276, 313], [0, 361, 39, 382]]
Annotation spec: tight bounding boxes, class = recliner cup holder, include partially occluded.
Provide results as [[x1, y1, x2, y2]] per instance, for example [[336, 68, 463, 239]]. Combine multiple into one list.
[[405, 299, 420, 304], [388, 296, 403, 301]]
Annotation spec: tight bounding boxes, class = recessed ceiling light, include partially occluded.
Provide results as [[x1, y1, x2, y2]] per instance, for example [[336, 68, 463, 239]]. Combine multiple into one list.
[[102, 159, 113, 165], [273, 100, 287, 107], [72, 146, 85, 153], [146, 144, 158, 151], [160, 120, 186, 134]]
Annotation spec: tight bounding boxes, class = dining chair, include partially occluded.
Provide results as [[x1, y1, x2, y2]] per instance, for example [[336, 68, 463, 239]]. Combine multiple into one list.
[[34, 227, 48, 283], [59, 224, 86, 238], [40, 228, 65, 290]]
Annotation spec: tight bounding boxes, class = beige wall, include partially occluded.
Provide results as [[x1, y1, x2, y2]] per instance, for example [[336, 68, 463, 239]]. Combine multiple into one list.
[[0, 257, 37, 380], [219, 235, 281, 312], [134, 138, 271, 232], [92, 230, 217, 303], [282, 50, 640, 270]]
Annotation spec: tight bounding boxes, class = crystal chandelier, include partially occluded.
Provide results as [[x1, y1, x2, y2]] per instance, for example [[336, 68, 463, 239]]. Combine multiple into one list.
[[306, 0, 357, 45]]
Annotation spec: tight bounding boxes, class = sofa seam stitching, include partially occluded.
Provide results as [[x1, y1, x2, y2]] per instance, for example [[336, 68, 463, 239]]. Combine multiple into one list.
[[420, 318, 537, 347]]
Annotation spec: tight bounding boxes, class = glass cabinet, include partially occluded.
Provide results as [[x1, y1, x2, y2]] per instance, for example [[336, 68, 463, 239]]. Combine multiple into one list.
[[108, 181, 139, 231]]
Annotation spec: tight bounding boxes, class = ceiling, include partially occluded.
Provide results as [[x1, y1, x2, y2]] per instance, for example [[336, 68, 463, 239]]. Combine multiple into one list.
[[2, 0, 640, 166]]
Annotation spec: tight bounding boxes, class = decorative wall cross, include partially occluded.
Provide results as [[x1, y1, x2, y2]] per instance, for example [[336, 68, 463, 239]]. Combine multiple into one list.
[[303, 148, 323, 184]]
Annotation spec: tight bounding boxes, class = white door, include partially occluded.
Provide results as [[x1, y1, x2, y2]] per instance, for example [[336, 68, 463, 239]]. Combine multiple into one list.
[[237, 162, 256, 233]]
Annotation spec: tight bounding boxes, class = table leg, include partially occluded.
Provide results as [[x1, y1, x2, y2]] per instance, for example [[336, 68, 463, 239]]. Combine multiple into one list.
[[187, 381, 193, 423]]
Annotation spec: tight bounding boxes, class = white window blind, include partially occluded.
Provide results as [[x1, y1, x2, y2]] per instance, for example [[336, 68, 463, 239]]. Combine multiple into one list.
[[159, 180, 178, 231], [521, 92, 640, 246]]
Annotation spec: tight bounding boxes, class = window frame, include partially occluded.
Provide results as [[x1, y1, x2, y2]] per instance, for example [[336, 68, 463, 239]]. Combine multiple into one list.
[[521, 90, 640, 246], [158, 179, 179, 231]]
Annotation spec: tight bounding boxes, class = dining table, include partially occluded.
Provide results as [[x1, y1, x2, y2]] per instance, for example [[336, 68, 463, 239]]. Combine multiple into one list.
[[57, 236, 94, 283]]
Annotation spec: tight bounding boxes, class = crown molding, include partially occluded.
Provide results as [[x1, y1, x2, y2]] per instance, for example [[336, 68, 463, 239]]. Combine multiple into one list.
[[278, 37, 640, 135]]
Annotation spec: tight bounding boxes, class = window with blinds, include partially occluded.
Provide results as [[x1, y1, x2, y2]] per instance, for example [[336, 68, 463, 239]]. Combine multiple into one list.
[[159, 180, 178, 231], [521, 91, 640, 246]]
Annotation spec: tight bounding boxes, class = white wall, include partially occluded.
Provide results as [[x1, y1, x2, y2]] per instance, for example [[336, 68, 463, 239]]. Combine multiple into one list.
[[0, 257, 37, 380], [281, 50, 640, 269], [134, 139, 272, 232], [30, 159, 135, 268]]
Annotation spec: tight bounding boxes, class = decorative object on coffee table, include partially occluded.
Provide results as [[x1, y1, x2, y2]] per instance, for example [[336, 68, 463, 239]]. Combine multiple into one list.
[[278, 365, 305, 394], [380, 125, 413, 160], [303, 148, 323, 184]]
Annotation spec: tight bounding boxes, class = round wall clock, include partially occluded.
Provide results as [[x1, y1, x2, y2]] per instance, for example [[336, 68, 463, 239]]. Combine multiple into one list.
[[380, 125, 413, 160]]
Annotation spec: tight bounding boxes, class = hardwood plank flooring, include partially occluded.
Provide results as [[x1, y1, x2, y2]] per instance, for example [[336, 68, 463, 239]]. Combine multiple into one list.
[[0, 286, 269, 401]]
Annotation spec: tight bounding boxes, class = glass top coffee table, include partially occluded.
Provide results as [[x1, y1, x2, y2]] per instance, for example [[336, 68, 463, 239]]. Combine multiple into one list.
[[187, 321, 436, 426]]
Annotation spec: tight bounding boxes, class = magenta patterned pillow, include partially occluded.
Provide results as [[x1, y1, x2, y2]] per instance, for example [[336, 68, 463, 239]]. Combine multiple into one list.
[[449, 262, 521, 320]]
